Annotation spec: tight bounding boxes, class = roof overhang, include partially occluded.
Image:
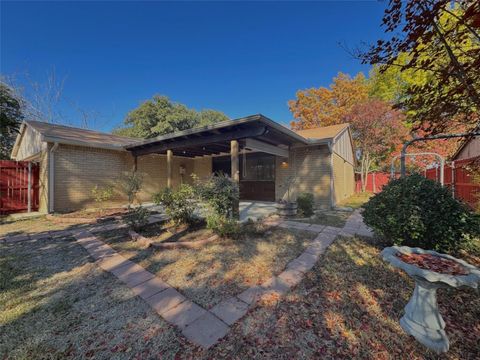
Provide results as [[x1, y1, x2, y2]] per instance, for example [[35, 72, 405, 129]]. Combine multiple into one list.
[[126, 114, 311, 157]]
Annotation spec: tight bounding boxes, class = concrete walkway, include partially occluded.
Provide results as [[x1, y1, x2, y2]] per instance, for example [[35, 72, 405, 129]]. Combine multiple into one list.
[[2, 209, 372, 349]]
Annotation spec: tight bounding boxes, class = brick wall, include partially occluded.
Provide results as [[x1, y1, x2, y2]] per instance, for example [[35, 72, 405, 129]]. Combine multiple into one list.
[[51, 143, 213, 212], [276, 145, 332, 208]]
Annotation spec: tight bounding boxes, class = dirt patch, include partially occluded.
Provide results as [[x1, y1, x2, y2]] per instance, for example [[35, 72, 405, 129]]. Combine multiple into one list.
[[295, 210, 351, 228], [99, 222, 316, 308]]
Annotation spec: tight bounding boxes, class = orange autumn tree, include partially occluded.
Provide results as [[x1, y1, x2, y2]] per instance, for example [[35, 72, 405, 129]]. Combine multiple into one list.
[[289, 72, 369, 130], [344, 99, 408, 192]]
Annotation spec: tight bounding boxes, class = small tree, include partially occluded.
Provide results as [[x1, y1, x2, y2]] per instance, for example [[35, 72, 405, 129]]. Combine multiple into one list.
[[344, 99, 408, 192], [121, 172, 143, 208]]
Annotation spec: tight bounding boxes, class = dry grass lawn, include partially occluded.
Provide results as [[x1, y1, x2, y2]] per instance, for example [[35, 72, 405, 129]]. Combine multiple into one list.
[[297, 210, 352, 228], [2, 215, 479, 359], [98, 223, 316, 308]]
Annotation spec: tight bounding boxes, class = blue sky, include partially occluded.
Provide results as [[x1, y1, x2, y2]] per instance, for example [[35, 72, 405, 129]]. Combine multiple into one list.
[[1, 1, 387, 132]]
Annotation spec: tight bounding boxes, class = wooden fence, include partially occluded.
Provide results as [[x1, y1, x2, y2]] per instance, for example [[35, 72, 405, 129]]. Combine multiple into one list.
[[425, 157, 480, 209], [0, 160, 39, 215], [355, 172, 391, 194]]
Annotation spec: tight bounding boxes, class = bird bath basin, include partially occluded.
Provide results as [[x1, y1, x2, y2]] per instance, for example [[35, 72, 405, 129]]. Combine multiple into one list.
[[381, 246, 480, 353]]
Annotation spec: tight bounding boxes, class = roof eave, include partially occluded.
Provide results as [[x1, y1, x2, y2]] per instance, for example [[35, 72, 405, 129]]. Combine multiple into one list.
[[42, 136, 128, 151]]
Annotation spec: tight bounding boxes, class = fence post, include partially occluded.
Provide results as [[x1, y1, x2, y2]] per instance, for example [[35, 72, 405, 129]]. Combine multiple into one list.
[[28, 162, 32, 213], [451, 161, 455, 199]]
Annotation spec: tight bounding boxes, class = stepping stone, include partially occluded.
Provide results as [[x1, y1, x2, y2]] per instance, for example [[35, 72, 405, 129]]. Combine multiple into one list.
[[162, 300, 206, 329], [97, 255, 132, 272], [304, 242, 327, 256], [278, 269, 304, 287], [287, 251, 318, 273], [237, 286, 266, 305], [261, 276, 290, 296], [308, 224, 325, 233], [182, 312, 230, 349], [131, 277, 170, 300], [323, 226, 341, 234], [356, 227, 374, 237], [86, 243, 117, 260], [111, 263, 155, 288], [30, 232, 51, 241], [5, 234, 30, 243], [146, 287, 186, 315], [210, 297, 249, 325]]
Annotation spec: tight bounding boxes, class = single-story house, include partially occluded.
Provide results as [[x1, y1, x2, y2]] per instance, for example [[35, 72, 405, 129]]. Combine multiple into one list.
[[11, 114, 355, 213]]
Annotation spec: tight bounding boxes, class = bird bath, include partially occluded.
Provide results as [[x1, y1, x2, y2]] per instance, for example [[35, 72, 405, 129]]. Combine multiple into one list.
[[381, 246, 480, 353]]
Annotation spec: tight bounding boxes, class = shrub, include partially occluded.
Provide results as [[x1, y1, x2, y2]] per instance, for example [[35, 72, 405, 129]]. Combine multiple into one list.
[[91, 185, 114, 204], [195, 173, 239, 218], [362, 174, 480, 254], [206, 213, 240, 238], [121, 172, 143, 208], [126, 206, 149, 231], [297, 192, 314, 217], [153, 184, 196, 226], [194, 173, 240, 235]]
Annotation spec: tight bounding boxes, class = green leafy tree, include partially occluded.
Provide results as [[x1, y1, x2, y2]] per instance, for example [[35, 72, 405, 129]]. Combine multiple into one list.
[[114, 95, 229, 138], [358, 0, 480, 134], [0, 82, 24, 159]]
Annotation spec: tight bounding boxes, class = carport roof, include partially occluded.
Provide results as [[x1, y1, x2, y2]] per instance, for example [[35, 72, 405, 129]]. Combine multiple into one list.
[[126, 114, 317, 157]]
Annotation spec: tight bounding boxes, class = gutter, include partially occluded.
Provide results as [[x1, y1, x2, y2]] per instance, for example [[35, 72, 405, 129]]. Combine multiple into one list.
[[49, 142, 59, 213]]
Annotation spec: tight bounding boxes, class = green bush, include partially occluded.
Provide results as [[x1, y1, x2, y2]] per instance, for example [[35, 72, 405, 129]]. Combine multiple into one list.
[[362, 174, 480, 253], [297, 192, 314, 217], [194, 173, 240, 236], [153, 184, 196, 226], [126, 206, 149, 231], [206, 213, 240, 238], [195, 173, 239, 218]]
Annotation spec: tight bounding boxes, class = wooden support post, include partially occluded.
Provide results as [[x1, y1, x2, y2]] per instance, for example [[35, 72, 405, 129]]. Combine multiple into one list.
[[231, 140, 239, 218], [167, 150, 173, 188], [133, 156, 138, 172]]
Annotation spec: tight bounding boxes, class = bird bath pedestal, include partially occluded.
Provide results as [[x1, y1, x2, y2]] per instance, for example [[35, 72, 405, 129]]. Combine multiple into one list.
[[381, 246, 480, 353]]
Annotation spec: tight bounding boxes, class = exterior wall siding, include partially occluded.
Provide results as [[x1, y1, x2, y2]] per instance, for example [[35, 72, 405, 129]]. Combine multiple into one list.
[[455, 137, 480, 160], [51, 143, 214, 212], [332, 152, 354, 204], [275, 145, 332, 208], [13, 126, 46, 160]]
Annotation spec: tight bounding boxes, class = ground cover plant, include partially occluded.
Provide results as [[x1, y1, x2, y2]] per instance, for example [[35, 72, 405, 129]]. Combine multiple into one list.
[[98, 221, 315, 308], [363, 174, 480, 254]]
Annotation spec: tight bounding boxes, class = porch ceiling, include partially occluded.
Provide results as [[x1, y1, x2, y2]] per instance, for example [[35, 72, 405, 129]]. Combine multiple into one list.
[[125, 114, 308, 158]]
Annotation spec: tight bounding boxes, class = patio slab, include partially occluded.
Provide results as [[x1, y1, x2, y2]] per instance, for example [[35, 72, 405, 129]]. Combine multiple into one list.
[[278, 268, 304, 287], [131, 277, 170, 300], [210, 297, 249, 325], [96, 254, 132, 272], [287, 251, 318, 273], [146, 287, 187, 315], [162, 300, 207, 329], [182, 312, 230, 349], [237, 286, 266, 305], [111, 262, 155, 288]]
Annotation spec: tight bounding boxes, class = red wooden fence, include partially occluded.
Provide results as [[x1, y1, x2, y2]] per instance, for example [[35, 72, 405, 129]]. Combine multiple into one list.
[[0, 160, 39, 215], [425, 157, 480, 209], [355, 172, 392, 193]]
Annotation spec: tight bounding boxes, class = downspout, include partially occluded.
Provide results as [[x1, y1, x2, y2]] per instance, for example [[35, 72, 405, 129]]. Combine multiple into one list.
[[49, 142, 59, 213], [328, 141, 335, 208]]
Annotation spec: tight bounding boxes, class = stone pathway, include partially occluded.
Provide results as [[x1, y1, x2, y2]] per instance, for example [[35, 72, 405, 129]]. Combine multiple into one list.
[[1, 209, 373, 349]]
